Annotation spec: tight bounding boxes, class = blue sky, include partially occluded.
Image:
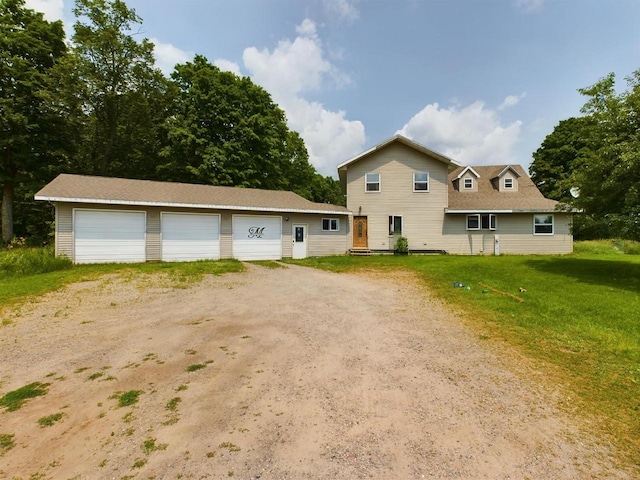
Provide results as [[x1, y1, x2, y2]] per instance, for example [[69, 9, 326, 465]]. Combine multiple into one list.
[[26, 0, 640, 177]]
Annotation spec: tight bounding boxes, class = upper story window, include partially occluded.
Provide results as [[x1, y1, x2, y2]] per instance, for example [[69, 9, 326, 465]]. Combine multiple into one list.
[[534, 215, 554, 235], [365, 173, 380, 192], [322, 218, 339, 232], [467, 214, 496, 231], [463, 178, 473, 189], [413, 172, 429, 192], [504, 178, 514, 189]]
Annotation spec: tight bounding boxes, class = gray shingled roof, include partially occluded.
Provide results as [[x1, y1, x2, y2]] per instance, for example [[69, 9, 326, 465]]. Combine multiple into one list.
[[447, 165, 558, 212], [35, 174, 350, 215]]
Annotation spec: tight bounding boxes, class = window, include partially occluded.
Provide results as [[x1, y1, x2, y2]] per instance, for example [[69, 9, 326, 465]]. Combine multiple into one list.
[[464, 178, 473, 189], [467, 214, 496, 231], [534, 215, 553, 235], [365, 173, 380, 192], [413, 172, 429, 191], [322, 218, 339, 231], [389, 216, 402, 235], [504, 178, 514, 189]]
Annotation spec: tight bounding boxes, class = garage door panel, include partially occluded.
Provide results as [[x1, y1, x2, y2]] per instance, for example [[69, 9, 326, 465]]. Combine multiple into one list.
[[232, 216, 282, 261], [74, 210, 146, 264], [161, 213, 220, 262]]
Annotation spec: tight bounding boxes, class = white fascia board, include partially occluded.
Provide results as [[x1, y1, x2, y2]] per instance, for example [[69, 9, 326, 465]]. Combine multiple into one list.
[[34, 195, 352, 216], [455, 166, 480, 179], [445, 209, 513, 214]]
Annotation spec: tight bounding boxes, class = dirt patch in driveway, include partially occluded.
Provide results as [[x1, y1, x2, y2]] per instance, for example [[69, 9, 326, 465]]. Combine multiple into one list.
[[0, 263, 632, 479]]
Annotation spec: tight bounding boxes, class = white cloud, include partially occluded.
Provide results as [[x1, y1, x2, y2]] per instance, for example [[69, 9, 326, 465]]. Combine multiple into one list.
[[151, 38, 192, 76], [24, 0, 64, 21], [214, 59, 242, 77], [498, 92, 526, 110], [323, 0, 360, 23], [241, 18, 364, 176], [397, 101, 522, 166], [514, 0, 544, 13]]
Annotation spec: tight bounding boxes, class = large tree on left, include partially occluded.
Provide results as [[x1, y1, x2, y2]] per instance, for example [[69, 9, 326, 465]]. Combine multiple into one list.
[[0, 0, 66, 243]]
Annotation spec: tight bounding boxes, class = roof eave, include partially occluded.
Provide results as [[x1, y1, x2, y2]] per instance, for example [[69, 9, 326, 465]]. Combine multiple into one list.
[[34, 195, 352, 216]]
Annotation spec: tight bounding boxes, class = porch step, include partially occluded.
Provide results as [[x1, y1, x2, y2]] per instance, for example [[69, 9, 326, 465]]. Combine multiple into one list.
[[349, 248, 371, 256]]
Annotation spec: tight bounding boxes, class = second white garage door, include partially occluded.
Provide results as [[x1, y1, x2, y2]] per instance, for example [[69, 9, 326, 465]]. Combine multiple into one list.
[[232, 215, 282, 260], [161, 212, 220, 261]]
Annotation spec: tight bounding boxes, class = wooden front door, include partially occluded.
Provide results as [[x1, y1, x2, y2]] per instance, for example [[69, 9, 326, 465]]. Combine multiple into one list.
[[353, 216, 368, 248]]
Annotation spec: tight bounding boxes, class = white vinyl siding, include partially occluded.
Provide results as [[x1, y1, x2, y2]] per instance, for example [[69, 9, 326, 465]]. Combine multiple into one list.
[[232, 215, 282, 260], [161, 212, 220, 261], [74, 209, 146, 264]]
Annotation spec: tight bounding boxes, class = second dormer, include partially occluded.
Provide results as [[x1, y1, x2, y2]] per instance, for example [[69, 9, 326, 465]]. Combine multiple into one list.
[[492, 165, 520, 192], [452, 166, 480, 192]]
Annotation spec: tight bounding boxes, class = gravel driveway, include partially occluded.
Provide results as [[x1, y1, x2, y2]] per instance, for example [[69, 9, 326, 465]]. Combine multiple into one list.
[[0, 263, 630, 479]]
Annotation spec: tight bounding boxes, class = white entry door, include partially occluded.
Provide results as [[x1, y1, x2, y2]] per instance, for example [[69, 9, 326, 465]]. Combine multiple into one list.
[[292, 224, 307, 259]]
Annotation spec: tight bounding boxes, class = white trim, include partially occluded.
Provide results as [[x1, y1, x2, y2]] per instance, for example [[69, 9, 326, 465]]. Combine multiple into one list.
[[466, 213, 497, 231], [455, 166, 480, 179], [446, 209, 513, 214], [413, 172, 430, 192], [321, 218, 340, 232], [504, 178, 514, 189], [35, 195, 351, 216], [533, 214, 554, 235], [463, 178, 474, 189], [365, 172, 381, 193], [292, 223, 308, 259], [388, 215, 403, 236], [496, 165, 521, 178]]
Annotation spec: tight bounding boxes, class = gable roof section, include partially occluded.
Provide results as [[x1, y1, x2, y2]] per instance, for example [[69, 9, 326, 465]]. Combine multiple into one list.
[[493, 165, 521, 179], [337, 135, 461, 187], [447, 165, 558, 213], [35, 174, 351, 215], [454, 165, 480, 179]]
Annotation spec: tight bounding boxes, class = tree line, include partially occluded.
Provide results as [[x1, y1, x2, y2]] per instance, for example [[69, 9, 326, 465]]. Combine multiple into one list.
[[530, 70, 640, 241], [0, 0, 344, 245]]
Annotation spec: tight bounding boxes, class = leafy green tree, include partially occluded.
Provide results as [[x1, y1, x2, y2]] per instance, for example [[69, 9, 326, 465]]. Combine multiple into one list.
[[0, 0, 66, 244], [571, 70, 640, 240], [160, 56, 317, 194], [529, 116, 594, 203], [61, 0, 170, 178]]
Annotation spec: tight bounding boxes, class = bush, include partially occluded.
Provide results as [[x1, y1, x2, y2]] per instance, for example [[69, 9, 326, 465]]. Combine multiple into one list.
[[0, 246, 71, 277], [394, 236, 409, 253]]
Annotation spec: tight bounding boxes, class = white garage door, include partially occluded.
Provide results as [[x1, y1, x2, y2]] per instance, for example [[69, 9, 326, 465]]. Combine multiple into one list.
[[74, 209, 146, 264], [162, 212, 220, 262], [232, 215, 282, 261]]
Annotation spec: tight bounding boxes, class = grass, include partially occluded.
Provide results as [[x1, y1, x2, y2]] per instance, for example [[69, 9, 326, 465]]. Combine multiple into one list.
[[0, 382, 49, 412], [0, 433, 15, 455], [37, 412, 64, 427], [186, 363, 206, 372], [113, 390, 143, 408], [0, 246, 244, 309], [289, 240, 640, 468]]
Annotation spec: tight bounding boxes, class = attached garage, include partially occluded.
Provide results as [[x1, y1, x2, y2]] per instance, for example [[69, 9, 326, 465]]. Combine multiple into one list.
[[161, 212, 220, 261], [232, 215, 282, 261], [74, 209, 146, 264], [35, 174, 351, 263]]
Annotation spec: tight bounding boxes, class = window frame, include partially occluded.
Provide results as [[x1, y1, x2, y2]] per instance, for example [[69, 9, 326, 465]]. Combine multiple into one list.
[[388, 215, 403, 235], [533, 214, 554, 235], [504, 178, 514, 189], [322, 218, 340, 232], [413, 172, 430, 192], [466, 214, 496, 231], [365, 172, 380, 192], [463, 178, 474, 189]]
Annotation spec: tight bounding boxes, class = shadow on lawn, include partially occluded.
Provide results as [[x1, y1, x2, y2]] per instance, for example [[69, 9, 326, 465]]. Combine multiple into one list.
[[525, 257, 640, 294]]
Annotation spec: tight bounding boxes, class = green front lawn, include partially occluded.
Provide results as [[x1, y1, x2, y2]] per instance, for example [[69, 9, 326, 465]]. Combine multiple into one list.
[[290, 242, 640, 468]]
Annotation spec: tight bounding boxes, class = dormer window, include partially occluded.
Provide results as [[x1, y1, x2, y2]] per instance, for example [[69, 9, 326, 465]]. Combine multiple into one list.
[[365, 173, 380, 192], [463, 178, 473, 189], [504, 178, 514, 189]]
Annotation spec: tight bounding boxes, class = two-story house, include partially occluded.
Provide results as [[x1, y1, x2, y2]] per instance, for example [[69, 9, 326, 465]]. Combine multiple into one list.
[[338, 135, 572, 255]]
